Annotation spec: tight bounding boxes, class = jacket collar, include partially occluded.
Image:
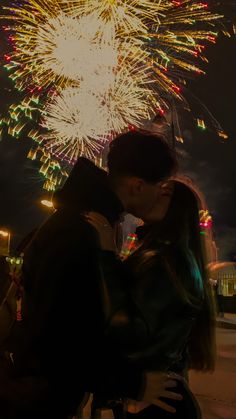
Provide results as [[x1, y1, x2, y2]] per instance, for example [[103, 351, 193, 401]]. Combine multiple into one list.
[[53, 157, 124, 226]]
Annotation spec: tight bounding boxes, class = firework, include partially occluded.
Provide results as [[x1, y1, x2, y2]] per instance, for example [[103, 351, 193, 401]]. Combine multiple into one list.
[[1, 0, 228, 175], [40, 87, 110, 162], [144, 2, 221, 95], [32, 13, 125, 87], [2, 0, 150, 92], [105, 65, 156, 133], [3, 10, 121, 89], [40, 62, 156, 163], [3, 0, 224, 97], [64, 0, 163, 33]]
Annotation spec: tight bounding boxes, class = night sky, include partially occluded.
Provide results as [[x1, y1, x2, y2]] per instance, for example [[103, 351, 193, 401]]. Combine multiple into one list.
[[0, 2, 236, 259]]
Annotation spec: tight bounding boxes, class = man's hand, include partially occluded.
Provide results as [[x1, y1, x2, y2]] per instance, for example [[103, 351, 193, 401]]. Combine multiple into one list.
[[85, 212, 117, 252], [141, 371, 183, 414]]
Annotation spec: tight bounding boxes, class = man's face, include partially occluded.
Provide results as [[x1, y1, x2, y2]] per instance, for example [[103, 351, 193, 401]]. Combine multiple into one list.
[[126, 178, 166, 219], [141, 180, 175, 224]]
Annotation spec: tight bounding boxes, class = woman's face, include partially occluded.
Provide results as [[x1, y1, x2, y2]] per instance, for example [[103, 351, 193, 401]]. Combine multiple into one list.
[[142, 180, 175, 224]]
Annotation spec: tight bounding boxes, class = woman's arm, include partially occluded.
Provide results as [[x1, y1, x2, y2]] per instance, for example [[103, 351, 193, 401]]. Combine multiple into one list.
[[85, 212, 182, 412]]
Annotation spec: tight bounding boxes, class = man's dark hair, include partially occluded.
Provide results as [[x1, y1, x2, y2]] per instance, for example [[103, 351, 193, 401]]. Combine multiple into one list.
[[107, 130, 177, 183]]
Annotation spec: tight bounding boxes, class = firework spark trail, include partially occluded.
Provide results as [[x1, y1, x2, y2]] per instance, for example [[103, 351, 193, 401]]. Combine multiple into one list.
[[41, 87, 110, 161], [40, 62, 156, 162], [63, 0, 163, 32], [4, 12, 123, 90], [3, 0, 223, 95], [0, 0, 228, 181]]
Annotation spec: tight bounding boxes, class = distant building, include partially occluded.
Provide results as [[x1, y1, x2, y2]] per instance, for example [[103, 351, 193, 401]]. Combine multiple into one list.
[[209, 262, 236, 313], [209, 262, 236, 296]]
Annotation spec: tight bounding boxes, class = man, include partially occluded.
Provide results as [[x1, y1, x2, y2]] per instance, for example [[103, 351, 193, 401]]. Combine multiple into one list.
[[4, 131, 178, 418]]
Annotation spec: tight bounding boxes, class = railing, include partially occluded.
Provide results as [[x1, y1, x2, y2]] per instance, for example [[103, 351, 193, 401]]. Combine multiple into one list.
[[217, 277, 236, 297]]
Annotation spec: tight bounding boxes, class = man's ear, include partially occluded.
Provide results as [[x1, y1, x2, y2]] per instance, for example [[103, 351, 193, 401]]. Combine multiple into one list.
[[159, 180, 174, 197], [128, 177, 145, 196]]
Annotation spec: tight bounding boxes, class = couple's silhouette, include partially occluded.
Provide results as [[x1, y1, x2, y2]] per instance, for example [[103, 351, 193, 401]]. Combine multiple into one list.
[[0, 131, 215, 419]]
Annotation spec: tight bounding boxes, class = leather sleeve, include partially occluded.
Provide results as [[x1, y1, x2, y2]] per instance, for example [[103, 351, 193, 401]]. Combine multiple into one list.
[[97, 250, 150, 352], [98, 248, 199, 372]]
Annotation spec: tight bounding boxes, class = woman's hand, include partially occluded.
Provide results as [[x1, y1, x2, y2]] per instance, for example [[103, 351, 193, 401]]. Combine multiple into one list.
[[141, 371, 183, 413], [85, 212, 117, 252]]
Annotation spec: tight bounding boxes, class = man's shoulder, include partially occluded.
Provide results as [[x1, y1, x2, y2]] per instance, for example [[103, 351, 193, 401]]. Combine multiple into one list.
[[32, 209, 99, 251], [44, 208, 90, 230]]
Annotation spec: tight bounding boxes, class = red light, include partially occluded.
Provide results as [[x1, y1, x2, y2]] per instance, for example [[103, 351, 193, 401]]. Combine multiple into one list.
[[199, 3, 208, 8], [173, 85, 181, 93], [208, 36, 216, 43], [4, 54, 11, 62]]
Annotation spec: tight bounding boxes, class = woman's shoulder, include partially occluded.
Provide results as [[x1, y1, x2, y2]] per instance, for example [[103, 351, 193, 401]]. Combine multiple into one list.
[[124, 244, 171, 288]]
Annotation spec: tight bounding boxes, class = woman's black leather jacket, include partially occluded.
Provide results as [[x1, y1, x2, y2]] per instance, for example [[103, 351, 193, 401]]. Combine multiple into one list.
[[98, 242, 204, 373]]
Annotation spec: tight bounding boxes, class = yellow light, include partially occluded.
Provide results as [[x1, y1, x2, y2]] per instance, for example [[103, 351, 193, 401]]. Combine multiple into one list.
[[0, 230, 9, 237], [197, 119, 206, 130], [218, 131, 228, 140], [41, 199, 54, 208]]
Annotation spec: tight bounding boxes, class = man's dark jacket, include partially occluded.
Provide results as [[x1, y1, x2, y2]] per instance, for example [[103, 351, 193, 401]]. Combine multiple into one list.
[[10, 158, 144, 417]]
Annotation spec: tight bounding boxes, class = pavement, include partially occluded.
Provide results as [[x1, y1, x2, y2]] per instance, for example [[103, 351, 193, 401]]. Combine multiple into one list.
[[190, 315, 236, 419], [216, 313, 236, 330]]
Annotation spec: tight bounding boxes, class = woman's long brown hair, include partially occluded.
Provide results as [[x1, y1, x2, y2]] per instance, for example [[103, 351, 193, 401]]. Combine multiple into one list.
[[128, 181, 216, 372]]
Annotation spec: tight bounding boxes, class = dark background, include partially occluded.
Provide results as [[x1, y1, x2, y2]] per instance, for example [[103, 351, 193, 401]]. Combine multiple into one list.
[[0, 2, 235, 259]]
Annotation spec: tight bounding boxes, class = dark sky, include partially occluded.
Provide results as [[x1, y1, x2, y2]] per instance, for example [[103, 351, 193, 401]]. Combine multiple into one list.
[[0, 2, 236, 259], [180, 34, 236, 261]]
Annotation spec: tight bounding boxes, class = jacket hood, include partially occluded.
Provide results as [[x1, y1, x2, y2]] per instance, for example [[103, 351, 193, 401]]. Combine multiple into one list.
[[53, 157, 123, 225]]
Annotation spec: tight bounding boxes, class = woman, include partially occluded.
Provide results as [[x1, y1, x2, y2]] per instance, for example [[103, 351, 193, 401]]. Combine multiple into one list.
[[86, 180, 216, 419]]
